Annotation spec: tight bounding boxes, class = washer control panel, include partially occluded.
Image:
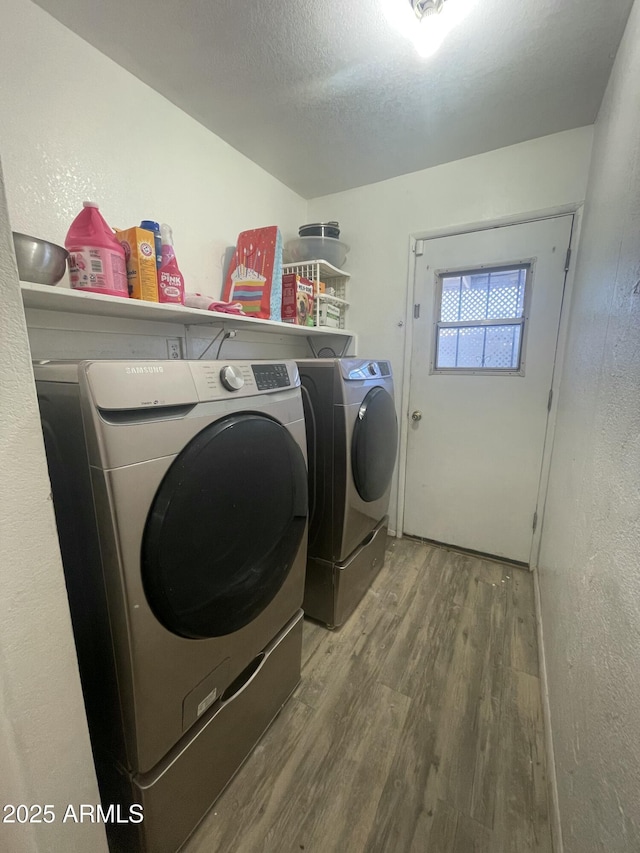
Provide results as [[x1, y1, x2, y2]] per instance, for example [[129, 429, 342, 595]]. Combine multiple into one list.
[[252, 363, 291, 391], [187, 361, 296, 401]]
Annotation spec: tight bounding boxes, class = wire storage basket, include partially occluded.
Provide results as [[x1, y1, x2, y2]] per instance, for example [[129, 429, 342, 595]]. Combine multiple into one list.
[[282, 260, 350, 329]]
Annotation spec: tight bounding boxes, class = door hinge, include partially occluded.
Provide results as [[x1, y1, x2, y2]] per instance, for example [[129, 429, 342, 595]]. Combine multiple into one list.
[[564, 247, 572, 272], [414, 240, 424, 257], [547, 388, 553, 412], [532, 511, 538, 533], [414, 304, 421, 319]]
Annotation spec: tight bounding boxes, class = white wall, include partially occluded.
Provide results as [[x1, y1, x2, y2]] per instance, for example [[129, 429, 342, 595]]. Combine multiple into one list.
[[0, 0, 306, 300], [0, 160, 108, 851], [308, 127, 594, 527], [537, 2, 640, 849], [0, 2, 308, 849]]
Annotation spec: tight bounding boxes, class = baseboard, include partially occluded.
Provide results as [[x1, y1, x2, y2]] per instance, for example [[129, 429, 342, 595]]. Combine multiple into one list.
[[532, 566, 564, 853], [401, 534, 528, 569]]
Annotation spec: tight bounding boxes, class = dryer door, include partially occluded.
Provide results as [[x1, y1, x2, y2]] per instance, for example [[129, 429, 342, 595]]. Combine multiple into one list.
[[351, 387, 398, 503], [142, 413, 307, 639]]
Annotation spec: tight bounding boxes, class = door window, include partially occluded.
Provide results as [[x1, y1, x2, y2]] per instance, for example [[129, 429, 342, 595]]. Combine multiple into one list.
[[352, 387, 398, 502], [433, 264, 530, 373], [142, 413, 307, 639]]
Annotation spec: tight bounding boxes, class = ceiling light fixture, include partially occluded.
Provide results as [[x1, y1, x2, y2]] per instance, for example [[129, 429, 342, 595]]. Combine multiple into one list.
[[382, 0, 474, 58], [410, 0, 446, 20]]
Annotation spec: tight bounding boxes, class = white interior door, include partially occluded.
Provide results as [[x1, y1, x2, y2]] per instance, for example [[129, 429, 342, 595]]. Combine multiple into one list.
[[403, 216, 573, 563]]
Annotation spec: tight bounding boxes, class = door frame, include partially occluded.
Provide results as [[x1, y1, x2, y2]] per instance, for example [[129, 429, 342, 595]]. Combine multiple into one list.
[[396, 203, 585, 568]]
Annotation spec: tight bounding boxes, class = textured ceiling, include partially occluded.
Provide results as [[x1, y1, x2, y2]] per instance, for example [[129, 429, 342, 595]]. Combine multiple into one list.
[[34, 0, 633, 198]]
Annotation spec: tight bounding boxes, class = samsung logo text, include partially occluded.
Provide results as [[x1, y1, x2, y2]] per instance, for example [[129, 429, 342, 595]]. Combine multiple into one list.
[[125, 366, 164, 375]]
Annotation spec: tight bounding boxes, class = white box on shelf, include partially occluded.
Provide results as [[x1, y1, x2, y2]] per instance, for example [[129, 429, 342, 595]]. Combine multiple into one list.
[[317, 302, 342, 328]]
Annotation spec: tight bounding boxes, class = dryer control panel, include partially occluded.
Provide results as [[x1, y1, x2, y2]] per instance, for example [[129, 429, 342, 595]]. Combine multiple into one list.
[[342, 360, 392, 381]]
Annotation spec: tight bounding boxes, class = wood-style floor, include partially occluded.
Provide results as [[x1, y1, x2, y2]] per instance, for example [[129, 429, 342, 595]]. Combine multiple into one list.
[[184, 538, 552, 853]]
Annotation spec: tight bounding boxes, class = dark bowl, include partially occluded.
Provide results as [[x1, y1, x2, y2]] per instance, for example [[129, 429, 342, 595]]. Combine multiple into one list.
[[298, 222, 340, 240]]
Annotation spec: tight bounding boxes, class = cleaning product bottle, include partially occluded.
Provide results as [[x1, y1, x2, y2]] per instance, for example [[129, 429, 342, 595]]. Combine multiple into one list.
[[65, 202, 129, 297], [157, 224, 185, 304]]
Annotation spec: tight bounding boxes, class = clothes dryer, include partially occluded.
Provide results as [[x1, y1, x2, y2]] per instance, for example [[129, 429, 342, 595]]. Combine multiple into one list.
[[36, 359, 308, 853], [297, 358, 397, 628]]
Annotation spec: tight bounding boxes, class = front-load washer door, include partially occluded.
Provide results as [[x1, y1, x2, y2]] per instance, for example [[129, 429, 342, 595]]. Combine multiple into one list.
[[351, 386, 398, 503], [142, 413, 307, 639]]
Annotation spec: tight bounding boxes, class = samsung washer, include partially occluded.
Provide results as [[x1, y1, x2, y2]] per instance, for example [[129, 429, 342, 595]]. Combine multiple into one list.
[[35, 359, 308, 853], [297, 358, 397, 628]]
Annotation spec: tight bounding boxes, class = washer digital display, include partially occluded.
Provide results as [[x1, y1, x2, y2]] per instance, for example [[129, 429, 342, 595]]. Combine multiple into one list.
[[252, 363, 291, 390]]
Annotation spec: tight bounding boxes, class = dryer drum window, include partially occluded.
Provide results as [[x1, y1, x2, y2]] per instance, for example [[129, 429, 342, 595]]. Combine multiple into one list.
[[351, 387, 398, 503], [142, 413, 308, 639]]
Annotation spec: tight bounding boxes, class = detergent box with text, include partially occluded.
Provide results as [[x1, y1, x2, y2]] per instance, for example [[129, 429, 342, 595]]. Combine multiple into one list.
[[115, 226, 158, 301]]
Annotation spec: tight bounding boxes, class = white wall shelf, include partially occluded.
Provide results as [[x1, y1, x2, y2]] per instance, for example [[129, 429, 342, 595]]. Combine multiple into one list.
[[317, 294, 348, 306], [20, 282, 355, 341]]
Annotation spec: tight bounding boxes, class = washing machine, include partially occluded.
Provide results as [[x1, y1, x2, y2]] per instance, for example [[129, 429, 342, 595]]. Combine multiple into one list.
[[35, 359, 308, 853], [296, 358, 398, 628]]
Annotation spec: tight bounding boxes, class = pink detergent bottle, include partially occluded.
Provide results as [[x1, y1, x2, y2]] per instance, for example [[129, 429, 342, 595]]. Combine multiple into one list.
[[65, 202, 129, 297], [157, 224, 185, 304]]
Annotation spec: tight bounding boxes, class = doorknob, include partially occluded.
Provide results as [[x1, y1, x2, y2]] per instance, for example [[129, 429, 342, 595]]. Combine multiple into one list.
[[411, 410, 422, 421]]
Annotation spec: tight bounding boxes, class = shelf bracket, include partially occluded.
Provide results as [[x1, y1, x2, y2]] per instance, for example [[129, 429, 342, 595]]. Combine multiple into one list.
[[306, 333, 353, 359]]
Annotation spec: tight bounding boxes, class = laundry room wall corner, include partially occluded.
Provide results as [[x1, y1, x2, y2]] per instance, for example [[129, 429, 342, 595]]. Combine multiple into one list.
[[0, 0, 308, 301], [0, 157, 108, 852], [536, 3, 640, 848], [308, 128, 594, 532]]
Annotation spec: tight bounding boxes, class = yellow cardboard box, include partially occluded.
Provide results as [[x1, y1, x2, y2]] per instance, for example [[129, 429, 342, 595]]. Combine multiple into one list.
[[115, 227, 158, 301]]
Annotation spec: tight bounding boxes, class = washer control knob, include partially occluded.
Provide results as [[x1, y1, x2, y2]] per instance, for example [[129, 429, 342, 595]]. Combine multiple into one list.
[[368, 362, 377, 375], [220, 364, 244, 391]]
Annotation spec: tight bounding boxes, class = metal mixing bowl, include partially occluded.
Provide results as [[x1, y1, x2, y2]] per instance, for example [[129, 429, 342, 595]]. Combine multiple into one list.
[[299, 221, 340, 239], [12, 232, 69, 285]]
